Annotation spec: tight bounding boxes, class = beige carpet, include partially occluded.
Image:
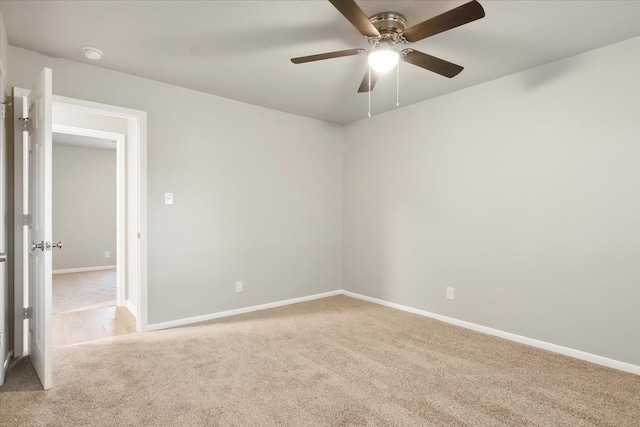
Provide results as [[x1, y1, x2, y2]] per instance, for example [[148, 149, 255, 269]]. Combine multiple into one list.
[[53, 270, 116, 314], [1, 296, 639, 426]]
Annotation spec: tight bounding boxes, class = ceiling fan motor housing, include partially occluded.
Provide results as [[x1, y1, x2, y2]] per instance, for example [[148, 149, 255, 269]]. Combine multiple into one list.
[[369, 12, 407, 41]]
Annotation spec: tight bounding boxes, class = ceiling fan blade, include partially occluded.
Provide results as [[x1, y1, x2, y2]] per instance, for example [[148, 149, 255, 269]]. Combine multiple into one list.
[[402, 49, 464, 78], [328, 0, 381, 38], [357, 69, 381, 93], [401, 0, 485, 43], [291, 48, 364, 64]]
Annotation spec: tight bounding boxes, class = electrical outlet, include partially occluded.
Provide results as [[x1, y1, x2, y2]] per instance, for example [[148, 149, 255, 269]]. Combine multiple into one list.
[[165, 192, 174, 205], [105, 251, 111, 258], [235, 281, 243, 293], [446, 287, 455, 300]]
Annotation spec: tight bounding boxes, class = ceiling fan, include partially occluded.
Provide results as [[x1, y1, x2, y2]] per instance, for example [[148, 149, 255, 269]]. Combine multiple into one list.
[[291, 0, 485, 93]]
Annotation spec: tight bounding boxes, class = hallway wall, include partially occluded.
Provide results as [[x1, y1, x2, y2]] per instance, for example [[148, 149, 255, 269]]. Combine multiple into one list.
[[52, 143, 116, 271]]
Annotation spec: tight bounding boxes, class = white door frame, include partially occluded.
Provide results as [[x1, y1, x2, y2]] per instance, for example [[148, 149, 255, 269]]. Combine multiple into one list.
[[51, 124, 126, 308], [12, 88, 30, 358], [0, 59, 10, 386], [14, 95, 148, 356], [51, 95, 148, 333]]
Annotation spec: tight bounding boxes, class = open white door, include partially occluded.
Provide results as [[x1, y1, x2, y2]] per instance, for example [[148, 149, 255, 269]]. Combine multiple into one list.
[[22, 68, 53, 390]]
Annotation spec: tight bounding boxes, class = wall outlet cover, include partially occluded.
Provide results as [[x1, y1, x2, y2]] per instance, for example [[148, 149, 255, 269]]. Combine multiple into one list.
[[105, 251, 111, 258], [235, 281, 243, 293]]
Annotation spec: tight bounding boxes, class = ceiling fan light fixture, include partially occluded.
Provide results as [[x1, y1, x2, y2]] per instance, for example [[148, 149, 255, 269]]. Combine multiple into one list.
[[368, 46, 399, 73]]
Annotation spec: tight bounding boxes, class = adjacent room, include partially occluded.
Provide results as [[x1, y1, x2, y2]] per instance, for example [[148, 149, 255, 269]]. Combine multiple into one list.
[[0, 1, 639, 425], [51, 131, 135, 347]]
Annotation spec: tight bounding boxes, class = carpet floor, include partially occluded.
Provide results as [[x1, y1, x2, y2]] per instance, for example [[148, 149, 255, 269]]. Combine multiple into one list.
[[1, 296, 639, 426]]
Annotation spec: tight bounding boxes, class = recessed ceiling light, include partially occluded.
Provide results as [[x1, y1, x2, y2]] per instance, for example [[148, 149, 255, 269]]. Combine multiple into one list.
[[82, 47, 103, 60]]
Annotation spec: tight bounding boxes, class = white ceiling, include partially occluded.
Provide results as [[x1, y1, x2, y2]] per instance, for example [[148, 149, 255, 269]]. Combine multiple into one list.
[[53, 132, 116, 150], [2, 1, 639, 124]]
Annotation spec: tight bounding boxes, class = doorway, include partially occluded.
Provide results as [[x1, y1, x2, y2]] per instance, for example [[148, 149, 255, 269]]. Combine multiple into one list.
[[50, 127, 134, 347]]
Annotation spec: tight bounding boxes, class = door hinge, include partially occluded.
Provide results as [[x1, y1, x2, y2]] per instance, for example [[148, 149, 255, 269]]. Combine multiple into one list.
[[23, 307, 33, 320], [0, 100, 10, 119], [22, 214, 32, 226]]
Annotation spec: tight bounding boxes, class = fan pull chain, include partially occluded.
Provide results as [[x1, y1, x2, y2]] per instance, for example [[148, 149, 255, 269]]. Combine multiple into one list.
[[396, 63, 400, 107], [368, 66, 372, 118]]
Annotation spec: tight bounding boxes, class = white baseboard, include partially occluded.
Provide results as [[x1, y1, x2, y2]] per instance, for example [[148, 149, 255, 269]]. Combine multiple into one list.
[[142, 288, 639, 376], [53, 265, 117, 275], [124, 300, 138, 320], [343, 291, 640, 376], [146, 290, 343, 332]]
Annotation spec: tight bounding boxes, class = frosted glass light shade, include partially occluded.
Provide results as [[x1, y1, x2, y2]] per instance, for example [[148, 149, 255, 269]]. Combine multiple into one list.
[[368, 49, 399, 73]]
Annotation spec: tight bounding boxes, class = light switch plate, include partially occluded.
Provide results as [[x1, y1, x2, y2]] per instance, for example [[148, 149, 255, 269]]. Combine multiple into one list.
[[165, 192, 174, 205], [446, 287, 455, 300]]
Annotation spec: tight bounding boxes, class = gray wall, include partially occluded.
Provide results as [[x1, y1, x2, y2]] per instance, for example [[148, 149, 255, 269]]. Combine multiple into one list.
[[343, 37, 640, 365], [52, 143, 116, 270], [7, 33, 639, 367], [7, 46, 344, 324]]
